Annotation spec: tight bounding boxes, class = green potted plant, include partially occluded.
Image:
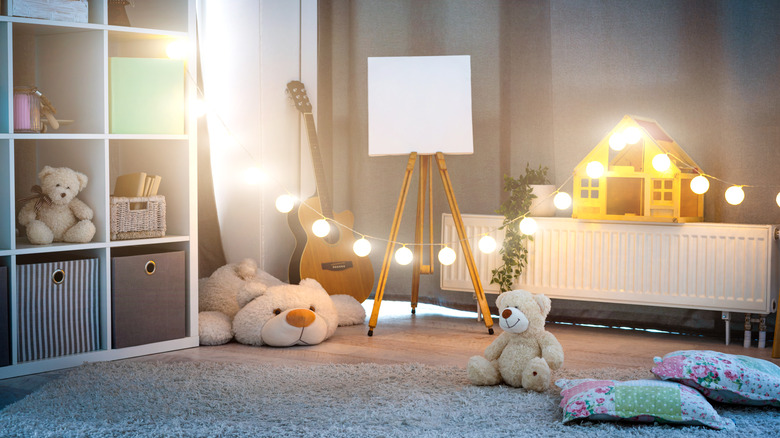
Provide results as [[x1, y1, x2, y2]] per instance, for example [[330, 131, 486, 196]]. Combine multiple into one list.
[[490, 164, 551, 292]]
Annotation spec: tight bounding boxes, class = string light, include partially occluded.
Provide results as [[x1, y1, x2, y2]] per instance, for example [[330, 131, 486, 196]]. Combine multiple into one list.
[[395, 246, 413, 265], [553, 191, 572, 210], [586, 161, 604, 178], [478, 235, 497, 253], [353, 237, 372, 257], [651, 153, 671, 172], [690, 175, 710, 194], [312, 218, 330, 237], [438, 246, 457, 265], [725, 186, 745, 205], [275, 194, 296, 213], [608, 132, 626, 151], [623, 126, 642, 144], [519, 217, 538, 235]]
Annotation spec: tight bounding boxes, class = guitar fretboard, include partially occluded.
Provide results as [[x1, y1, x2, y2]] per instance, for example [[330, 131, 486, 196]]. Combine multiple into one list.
[[302, 112, 333, 219]]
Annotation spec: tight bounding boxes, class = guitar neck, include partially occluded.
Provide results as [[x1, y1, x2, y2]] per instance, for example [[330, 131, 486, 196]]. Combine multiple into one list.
[[302, 112, 333, 219]]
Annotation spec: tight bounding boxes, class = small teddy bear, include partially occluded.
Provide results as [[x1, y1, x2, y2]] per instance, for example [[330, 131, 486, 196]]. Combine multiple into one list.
[[467, 289, 563, 392], [17, 166, 96, 245]]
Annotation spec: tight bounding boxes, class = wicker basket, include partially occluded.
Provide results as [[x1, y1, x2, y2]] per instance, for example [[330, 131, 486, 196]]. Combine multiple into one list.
[[110, 195, 166, 240]]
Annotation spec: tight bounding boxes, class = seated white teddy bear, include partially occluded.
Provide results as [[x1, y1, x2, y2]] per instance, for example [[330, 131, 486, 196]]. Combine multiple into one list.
[[198, 258, 365, 346], [467, 289, 564, 392], [18, 165, 96, 245]]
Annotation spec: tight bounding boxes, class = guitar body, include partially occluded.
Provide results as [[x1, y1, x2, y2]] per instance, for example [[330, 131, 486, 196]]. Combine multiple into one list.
[[288, 196, 374, 302]]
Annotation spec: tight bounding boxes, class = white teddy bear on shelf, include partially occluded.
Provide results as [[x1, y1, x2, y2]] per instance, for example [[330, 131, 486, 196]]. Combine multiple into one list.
[[17, 165, 96, 245]]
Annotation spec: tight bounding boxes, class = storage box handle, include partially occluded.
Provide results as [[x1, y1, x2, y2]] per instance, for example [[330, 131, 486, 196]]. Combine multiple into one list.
[[52, 269, 65, 284], [145, 260, 156, 275]]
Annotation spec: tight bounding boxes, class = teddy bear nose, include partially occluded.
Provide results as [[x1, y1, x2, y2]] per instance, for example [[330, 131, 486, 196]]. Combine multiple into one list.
[[286, 308, 316, 328], [60, 193, 67, 198], [501, 308, 513, 319]]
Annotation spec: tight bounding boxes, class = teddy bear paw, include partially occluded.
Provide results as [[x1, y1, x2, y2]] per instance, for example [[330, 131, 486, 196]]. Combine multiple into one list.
[[199, 311, 234, 345], [467, 356, 502, 386], [25, 220, 54, 245], [63, 220, 96, 243], [521, 357, 552, 392]]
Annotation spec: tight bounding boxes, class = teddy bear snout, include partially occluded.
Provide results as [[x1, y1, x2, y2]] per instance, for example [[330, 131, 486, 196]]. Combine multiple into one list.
[[286, 308, 316, 328]]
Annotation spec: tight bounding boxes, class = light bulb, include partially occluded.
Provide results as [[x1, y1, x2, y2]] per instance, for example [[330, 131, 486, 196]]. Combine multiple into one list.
[[519, 217, 538, 235], [725, 186, 745, 205], [690, 175, 710, 195], [652, 154, 671, 172], [624, 126, 642, 144], [553, 191, 572, 210], [395, 246, 413, 265], [776, 192, 780, 208], [353, 238, 372, 257], [312, 219, 331, 237], [275, 194, 296, 213], [166, 40, 189, 59], [608, 132, 626, 151], [438, 247, 457, 266], [478, 235, 497, 254], [586, 161, 604, 179], [243, 167, 267, 185]]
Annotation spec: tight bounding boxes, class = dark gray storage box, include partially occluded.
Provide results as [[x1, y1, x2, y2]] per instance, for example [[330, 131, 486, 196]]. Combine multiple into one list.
[[17, 258, 100, 362], [111, 251, 185, 348], [0, 266, 9, 367]]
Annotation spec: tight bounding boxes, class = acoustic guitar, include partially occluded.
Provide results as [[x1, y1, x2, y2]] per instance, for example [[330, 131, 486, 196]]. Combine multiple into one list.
[[286, 80, 374, 302]]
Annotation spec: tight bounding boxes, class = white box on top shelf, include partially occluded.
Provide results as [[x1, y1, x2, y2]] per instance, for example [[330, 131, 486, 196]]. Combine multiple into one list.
[[11, 0, 89, 23]]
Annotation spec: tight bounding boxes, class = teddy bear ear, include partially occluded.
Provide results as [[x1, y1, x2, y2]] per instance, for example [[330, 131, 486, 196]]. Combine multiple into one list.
[[38, 165, 55, 181], [495, 292, 505, 309], [299, 278, 325, 291], [235, 258, 258, 280], [74, 170, 88, 191], [533, 293, 552, 317]]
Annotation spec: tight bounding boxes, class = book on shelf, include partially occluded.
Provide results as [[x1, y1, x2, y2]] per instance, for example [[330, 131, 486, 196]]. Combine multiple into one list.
[[113, 172, 147, 197]]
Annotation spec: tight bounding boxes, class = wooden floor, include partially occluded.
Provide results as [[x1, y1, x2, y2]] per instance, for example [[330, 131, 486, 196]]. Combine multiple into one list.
[[1, 301, 777, 410]]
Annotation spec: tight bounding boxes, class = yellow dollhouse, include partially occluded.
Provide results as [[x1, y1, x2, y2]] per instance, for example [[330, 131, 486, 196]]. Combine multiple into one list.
[[572, 115, 704, 223]]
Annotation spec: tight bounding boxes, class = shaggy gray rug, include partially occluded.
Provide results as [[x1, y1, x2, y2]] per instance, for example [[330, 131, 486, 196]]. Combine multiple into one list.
[[0, 361, 776, 437]]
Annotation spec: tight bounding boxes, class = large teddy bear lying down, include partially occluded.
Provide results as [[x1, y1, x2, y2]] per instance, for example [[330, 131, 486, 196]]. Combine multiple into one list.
[[198, 259, 366, 347]]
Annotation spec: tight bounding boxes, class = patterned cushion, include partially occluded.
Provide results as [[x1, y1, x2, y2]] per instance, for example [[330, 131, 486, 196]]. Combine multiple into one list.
[[556, 379, 735, 430], [651, 350, 780, 407]]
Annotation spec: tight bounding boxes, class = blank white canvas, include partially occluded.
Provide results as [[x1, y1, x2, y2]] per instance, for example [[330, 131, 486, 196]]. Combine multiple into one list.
[[367, 55, 474, 156]]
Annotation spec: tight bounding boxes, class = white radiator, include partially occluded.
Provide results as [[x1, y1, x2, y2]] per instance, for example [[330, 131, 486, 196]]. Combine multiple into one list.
[[441, 214, 780, 315]]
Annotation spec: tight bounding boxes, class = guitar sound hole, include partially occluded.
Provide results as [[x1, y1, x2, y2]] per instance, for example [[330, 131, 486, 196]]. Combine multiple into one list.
[[323, 220, 340, 245]]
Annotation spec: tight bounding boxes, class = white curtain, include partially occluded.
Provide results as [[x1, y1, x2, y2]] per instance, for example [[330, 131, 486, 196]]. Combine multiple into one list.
[[195, 0, 317, 279]]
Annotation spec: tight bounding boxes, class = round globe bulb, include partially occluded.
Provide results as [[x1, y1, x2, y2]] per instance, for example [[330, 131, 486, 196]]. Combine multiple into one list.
[[624, 126, 642, 144], [395, 246, 413, 265], [478, 235, 497, 254], [586, 161, 604, 179], [724, 186, 745, 205], [243, 167, 266, 185], [519, 217, 538, 235], [553, 191, 572, 210], [608, 132, 627, 151], [312, 219, 331, 237], [275, 194, 296, 213], [776, 192, 780, 208], [353, 238, 372, 257], [690, 175, 710, 195], [652, 154, 671, 172], [438, 247, 457, 266]]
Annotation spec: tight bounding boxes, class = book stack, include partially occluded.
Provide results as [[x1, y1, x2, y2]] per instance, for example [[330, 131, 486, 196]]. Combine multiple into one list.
[[114, 172, 162, 209]]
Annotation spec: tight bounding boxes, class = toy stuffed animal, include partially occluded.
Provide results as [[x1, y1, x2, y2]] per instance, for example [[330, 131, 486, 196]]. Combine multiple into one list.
[[198, 258, 365, 346], [17, 165, 96, 245], [467, 289, 564, 392]]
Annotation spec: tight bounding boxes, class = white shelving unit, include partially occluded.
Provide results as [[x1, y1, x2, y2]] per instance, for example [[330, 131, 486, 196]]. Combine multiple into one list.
[[0, 0, 198, 379]]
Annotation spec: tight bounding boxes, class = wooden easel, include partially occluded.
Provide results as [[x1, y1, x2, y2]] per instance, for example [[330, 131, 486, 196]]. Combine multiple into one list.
[[367, 152, 494, 336]]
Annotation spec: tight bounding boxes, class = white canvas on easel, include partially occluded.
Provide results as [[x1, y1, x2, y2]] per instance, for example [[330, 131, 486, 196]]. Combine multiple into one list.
[[367, 55, 474, 156]]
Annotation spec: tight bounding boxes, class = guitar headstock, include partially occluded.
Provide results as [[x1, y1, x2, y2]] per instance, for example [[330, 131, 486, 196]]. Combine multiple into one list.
[[286, 80, 312, 113]]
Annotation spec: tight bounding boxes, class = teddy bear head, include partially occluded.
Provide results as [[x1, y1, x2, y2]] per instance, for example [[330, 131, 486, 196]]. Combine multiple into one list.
[[495, 289, 551, 335], [39, 165, 88, 206], [232, 278, 339, 347]]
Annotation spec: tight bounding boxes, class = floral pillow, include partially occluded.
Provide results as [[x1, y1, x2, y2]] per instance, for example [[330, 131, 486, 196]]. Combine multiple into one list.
[[556, 378, 735, 430], [651, 350, 780, 407]]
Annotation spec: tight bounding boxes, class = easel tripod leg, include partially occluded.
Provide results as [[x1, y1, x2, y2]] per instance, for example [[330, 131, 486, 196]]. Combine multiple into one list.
[[435, 153, 494, 334], [368, 153, 417, 336]]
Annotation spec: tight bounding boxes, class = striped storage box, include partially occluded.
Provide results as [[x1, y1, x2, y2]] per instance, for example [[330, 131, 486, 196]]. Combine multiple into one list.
[[0, 266, 9, 367], [17, 258, 99, 362]]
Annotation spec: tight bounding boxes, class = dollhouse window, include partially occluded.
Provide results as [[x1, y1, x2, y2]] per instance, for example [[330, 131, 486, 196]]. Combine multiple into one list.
[[581, 178, 599, 199], [652, 179, 673, 204]]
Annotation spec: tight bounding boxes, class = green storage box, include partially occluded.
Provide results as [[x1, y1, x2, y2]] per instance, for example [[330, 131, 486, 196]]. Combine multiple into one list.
[[110, 57, 185, 134]]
